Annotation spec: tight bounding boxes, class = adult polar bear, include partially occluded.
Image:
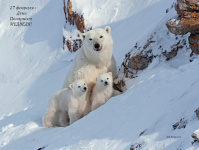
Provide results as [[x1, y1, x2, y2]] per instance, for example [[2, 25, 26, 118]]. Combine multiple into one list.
[[62, 26, 117, 113]]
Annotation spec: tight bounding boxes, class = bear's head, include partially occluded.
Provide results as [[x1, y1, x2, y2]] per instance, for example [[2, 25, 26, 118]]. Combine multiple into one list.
[[69, 80, 87, 96], [96, 72, 113, 88], [80, 26, 113, 53]]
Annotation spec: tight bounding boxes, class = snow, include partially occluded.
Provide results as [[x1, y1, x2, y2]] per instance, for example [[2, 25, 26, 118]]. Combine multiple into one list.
[[71, 0, 160, 28], [194, 129, 199, 137], [1, 0, 199, 150]]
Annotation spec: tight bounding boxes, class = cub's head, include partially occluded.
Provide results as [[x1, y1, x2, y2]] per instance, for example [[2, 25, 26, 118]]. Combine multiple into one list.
[[69, 80, 87, 96], [96, 72, 113, 88], [80, 26, 113, 53]]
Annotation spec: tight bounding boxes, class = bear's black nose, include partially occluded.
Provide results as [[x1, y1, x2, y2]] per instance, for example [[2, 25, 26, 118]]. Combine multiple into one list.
[[104, 81, 108, 86], [84, 87, 87, 91], [94, 43, 100, 49]]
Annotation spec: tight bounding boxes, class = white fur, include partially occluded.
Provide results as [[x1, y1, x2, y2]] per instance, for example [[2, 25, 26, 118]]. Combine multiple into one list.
[[62, 26, 117, 100], [43, 80, 89, 127], [91, 72, 114, 111]]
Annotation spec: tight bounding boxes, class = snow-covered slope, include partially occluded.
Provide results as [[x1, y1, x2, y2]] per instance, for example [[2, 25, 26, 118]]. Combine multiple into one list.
[[0, 0, 199, 150]]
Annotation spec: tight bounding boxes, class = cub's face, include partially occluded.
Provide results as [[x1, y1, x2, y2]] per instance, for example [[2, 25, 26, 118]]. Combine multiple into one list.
[[80, 26, 113, 53], [96, 72, 113, 87], [69, 80, 87, 95]]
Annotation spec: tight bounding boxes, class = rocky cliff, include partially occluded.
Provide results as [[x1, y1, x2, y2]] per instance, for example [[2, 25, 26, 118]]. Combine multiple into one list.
[[63, 0, 86, 52], [166, 0, 199, 54]]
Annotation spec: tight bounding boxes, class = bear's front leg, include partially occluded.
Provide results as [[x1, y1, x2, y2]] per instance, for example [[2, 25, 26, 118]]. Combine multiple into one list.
[[59, 111, 69, 127], [68, 100, 81, 125], [68, 109, 81, 125]]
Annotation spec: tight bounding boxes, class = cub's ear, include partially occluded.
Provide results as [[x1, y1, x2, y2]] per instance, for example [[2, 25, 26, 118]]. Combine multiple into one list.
[[80, 33, 86, 41], [69, 83, 73, 89], [105, 26, 111, 34], [108, 72, 112, 76]]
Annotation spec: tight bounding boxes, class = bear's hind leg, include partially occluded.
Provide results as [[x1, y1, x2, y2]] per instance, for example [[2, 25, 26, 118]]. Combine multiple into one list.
[[43, 107, 56, 127], [43, 99, 57, 128]]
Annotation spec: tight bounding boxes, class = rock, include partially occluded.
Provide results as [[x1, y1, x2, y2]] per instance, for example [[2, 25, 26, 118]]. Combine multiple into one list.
[[166, 0, 199, 54], [166, 18, 199, 35], [75, 15, 85, 33], [128, 54, 152, 70], [189, 34, 199, 54], [176, 0, 199, 11], [66, 39, 82, 52], [172, 118, 188, 130], [194, 107, 199, 119], [66, 0, 85, 33], [191, 129, 199, 144], [162, 48, 178, 61], [162, 40, 185, 60], [130, 142, 143, 150], [139, 130, 145, 136], [63, 0, 86, 52], [37, 146, 46, 150], [178, 11, 199, 19]]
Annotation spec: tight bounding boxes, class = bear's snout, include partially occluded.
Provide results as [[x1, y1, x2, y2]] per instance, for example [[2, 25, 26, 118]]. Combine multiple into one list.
[[83, 87, 87, 92], [94, 43, 100, 49], [104, 81, 108, 86], [94, 43, 101, 51]]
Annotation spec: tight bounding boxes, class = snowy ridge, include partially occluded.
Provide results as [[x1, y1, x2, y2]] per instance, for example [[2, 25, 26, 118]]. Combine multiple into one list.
[[0, 0, 199, 150], [71, 0, 160, 28]]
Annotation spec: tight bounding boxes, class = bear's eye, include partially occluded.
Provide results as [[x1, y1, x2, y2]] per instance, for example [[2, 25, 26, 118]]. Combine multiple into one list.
[[78, 86, 80, 88], [107, 78, 109, 80], [101, 80, 103, 82], [84, 83, 86, 85], [89, 38, 92, 41], [100, 36, 103, 38]]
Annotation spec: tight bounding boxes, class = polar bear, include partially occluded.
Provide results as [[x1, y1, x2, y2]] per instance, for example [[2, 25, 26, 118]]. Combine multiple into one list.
[[43, 80, 89, 127], [91, 72, 114, 111], [62, 26, 117, 97]]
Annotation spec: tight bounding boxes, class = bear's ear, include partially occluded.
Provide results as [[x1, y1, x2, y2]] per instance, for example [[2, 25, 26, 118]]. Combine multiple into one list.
[[80, 33, 86, 41], [69, 83, 73, 89], [105, 26, 111, 34], [108, 72, 112, 76]]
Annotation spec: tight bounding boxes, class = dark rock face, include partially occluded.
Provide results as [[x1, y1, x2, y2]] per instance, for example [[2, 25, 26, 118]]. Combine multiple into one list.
[[194, 107, 199, 119], [130, 142, 144, 150], [192, 131, 199, 144], [189, 34, 199, 54], [65, 0, 85, 32], [128, 54, 151, 70], [166, 18, 199, 35], [63, 0, 86, 52], [166, 0, 199, 54], [177, 0, 199, 11]]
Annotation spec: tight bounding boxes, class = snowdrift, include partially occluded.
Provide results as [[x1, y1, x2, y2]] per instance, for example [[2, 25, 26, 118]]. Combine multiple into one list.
[[0, 0, 199, 149]]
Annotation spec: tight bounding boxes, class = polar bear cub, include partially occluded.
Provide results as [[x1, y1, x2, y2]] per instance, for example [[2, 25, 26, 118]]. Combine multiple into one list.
[[91, 72, 114, 111], [43, 80, 88, 127]]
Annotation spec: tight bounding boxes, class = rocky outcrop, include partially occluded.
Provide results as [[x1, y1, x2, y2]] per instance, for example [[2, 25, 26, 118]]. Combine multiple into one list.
[[63, 0, 86, 52], [166, 0, 199, 54], [162, 41, 184, 60], [64, 0, 85, 32], [172, 118, 187, 130], [195, 107, 199, 119], [130, 142, 144, 150], [189, 34, 199, 54], [128, 54, 152, 70], [192, 129, 199, 144]]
